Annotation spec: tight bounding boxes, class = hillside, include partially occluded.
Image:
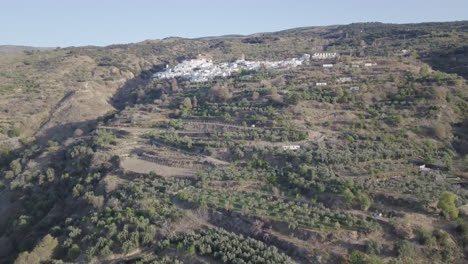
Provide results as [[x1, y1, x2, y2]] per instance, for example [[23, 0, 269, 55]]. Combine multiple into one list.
[[0, 21, 468, 264], [0, 45, 54, 57]]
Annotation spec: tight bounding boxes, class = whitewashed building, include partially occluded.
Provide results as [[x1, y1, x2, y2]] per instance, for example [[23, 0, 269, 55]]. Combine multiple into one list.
[[419, 164, 431, 172], [282, 145, 300, 150], [337, 77, 352, 83], [323, 64, 333, 68], [316, 82, 327, 86], [312, 53, 337, 59]]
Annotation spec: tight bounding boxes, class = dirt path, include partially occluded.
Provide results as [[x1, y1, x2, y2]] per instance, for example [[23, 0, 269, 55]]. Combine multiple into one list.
[[121, 157, 196, 178], [99, 125, 160, 133]]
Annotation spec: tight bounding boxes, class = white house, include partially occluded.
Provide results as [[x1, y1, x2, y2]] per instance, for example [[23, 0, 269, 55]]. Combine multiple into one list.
[[351, 64, 360, 68], [350, 87, 360, 91], [312, 53, 337, 59], [337, 77, 352, 83], [323, 64, 333, 68], [364, 63, 373, 67], [282, 145, 300, 150], [419, 164, 431, 172], [316, 82, 327, 86]]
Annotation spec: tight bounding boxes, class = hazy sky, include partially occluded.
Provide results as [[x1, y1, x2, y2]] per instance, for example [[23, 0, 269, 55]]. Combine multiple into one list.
[[1, 0, 467, 47]]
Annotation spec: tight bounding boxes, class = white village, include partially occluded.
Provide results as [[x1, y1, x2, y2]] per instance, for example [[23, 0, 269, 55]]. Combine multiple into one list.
[[153, 54, 311, 82]]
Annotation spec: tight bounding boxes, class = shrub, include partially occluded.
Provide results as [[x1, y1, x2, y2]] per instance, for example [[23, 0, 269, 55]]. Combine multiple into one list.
[[349, 250, 366, 264], [252, 92, 260, 100], [210, 84, 232, 101], [10, 159, 22, 176], [366, 255, 384, 264], [4, 170, 14, 179], [46, 168, 55, 182], [366, 240, 382, 255], [419, 229, 437, 247], [178, 191, 188, 201], [223, 112, 231, 121], [0, 146, 12, 167], [357, 192, 372, 211], [396, 240, 414, 259], [437, 191, 459, 220], [67, 244, 80, 259], [7, 128, 20, 138], [343, 188, 354, 204], [93, 129, 116, 147]]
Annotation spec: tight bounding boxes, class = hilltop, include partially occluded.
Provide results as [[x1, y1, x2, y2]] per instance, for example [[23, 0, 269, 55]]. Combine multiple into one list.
[[0, 45, 54, 56], [0, 21, 468, 264]]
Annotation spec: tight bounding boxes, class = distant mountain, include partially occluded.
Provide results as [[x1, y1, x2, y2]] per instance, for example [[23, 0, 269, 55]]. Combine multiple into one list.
[[0, 45, 54, 56]]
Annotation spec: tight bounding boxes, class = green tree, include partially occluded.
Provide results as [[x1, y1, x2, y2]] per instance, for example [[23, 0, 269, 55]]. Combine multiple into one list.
[[210, 83, 232, 101], [336, 87, 344, 97], [10, 159, 22, 176], [349, 250, 366, 264], [239, 98, 248, 106], [286, 93, 300, 105], [367, 255, 383, 264], [68, 244, 80, 259], [419, 65, 430, 77], [0, 146, 12, 167], [345, 56, 352, 64], [181, 97, 192, 109], [46, 168, 55, 182], [4, 170, 14, 179], [357, 192, 372, 211], [223, 112, 231, 121], [187, 244, 196, 255], [266, 105, 275, 116], [93, 129, 116, 147], [366, 240, 382, 255], [234, 148, 244, 159], [437, 191, 459, 220], [343, 188, 354, 204], [252, 91, 260, 100]]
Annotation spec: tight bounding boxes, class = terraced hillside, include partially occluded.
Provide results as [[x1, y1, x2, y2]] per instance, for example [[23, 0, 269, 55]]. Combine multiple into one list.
[[1, 21, 468, 264]]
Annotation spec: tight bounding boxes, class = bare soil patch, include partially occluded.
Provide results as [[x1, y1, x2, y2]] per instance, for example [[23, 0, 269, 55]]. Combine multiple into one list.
[[121, 157, 196, 178]]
